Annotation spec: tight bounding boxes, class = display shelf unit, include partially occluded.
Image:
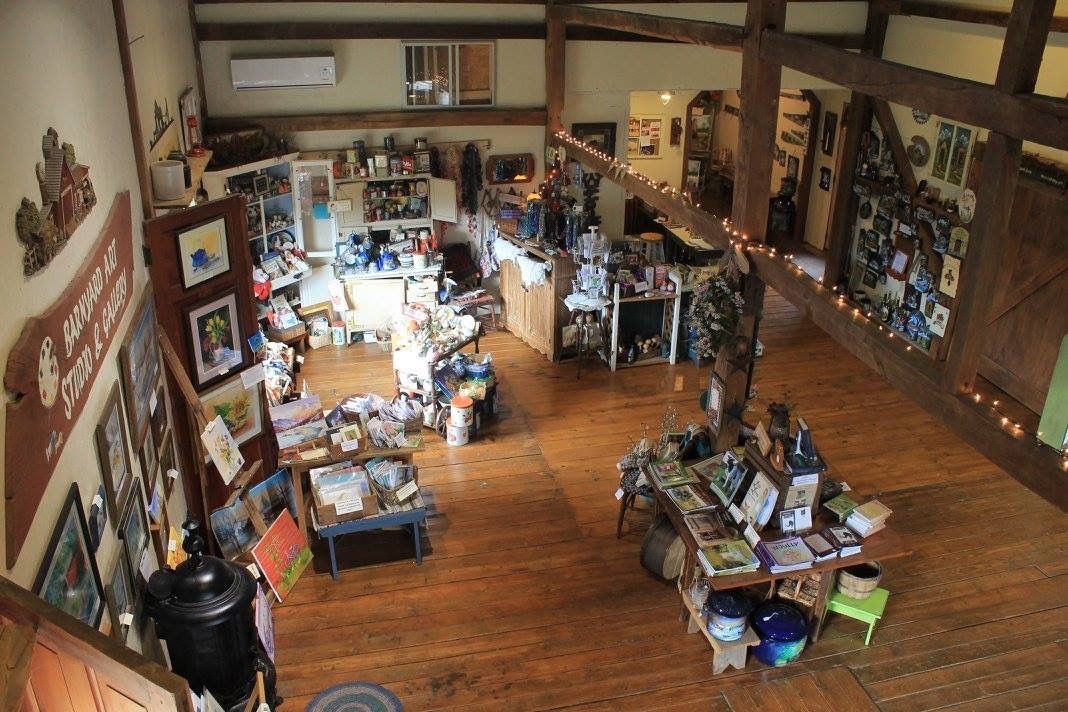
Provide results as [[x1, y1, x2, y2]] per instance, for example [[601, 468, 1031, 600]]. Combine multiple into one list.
[[335, 174, 457, 233], [605, 273, 683, 371], [151, 150, 214, 210]]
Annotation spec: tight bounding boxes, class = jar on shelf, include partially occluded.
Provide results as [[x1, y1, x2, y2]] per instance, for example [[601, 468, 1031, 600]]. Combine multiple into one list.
[[689, 576, 711, 609]]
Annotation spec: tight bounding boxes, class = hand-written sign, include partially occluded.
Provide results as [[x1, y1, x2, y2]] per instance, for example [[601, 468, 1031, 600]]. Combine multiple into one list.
[[5, 191, 134, 568]]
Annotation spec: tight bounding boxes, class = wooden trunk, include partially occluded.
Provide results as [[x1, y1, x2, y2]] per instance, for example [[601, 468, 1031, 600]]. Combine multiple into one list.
[[497, 234, 577, 361]]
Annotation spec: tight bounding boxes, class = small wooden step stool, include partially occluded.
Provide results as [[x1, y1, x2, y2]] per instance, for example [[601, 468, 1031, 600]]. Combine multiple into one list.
[[825, 587, 889, 645], [682, 591, 761, 674]]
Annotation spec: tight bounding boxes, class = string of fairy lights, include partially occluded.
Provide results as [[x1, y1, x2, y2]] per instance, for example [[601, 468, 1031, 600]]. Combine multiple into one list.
[[553, 129, 1067, 470]]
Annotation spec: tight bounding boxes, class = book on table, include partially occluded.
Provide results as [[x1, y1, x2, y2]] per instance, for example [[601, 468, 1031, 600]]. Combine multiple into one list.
[[756, 536, 816, 573], [823, 493, 860, 522], [739, 470, 778, 529], [697, 539, 761, 577], [684, 511, 733, 545], [664, 484, 718, 514], [823, 525, 862, 557], [705, 451, 749, 506], [845, 498, 891, 538], [647, 460, 699, 489], [846, 513, 887, 538], [802, 531, 839, 562]]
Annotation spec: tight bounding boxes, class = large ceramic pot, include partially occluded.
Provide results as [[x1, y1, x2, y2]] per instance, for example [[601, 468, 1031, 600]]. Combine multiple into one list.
[[704, 590, 754, 641], [751, 602, 808, 666]]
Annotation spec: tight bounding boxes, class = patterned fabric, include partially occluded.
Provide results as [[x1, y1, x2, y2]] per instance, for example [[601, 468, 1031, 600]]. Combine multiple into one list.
[[620, 467, 653, 497], [305, 682, 403, 712]]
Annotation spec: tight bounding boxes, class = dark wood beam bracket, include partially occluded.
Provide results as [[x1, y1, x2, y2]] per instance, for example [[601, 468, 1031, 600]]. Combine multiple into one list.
[[206, 108, 547, 134], [556, 4, 745, 48], [760, 30, 1068, 151]]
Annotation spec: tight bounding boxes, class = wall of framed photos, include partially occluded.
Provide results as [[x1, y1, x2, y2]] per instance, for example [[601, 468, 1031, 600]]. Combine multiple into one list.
[[0, 0, 191, 659]]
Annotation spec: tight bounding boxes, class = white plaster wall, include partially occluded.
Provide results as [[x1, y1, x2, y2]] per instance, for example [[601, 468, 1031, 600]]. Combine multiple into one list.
[[804, 90, 851, 251]]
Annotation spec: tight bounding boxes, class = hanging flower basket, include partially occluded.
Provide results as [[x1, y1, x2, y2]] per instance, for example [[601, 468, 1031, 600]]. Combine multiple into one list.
[[686, 275, 744, 360]]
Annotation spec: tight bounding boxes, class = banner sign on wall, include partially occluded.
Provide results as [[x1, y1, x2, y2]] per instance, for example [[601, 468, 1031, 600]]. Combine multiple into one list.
[[5, 191, 133, 567]]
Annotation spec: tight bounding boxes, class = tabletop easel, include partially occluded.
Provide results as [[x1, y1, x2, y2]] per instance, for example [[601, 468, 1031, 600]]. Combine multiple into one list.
[[158, 330, 264, 558]]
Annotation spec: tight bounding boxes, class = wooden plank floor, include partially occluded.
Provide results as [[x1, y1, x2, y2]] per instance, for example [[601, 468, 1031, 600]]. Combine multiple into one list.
[[282, 290, 1067, 711]]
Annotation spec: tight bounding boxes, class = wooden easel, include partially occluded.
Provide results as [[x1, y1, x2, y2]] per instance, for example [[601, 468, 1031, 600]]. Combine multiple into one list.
[[158, 330, 264, 559]]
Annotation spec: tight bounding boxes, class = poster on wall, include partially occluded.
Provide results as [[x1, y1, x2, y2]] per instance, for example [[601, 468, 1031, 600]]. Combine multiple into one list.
[[4, 192, 134, 568], [627, 116, 663, 159], [931, 121, 972, 185]]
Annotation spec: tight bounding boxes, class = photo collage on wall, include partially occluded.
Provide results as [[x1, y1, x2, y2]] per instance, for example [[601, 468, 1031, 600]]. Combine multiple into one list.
[[627, 115, 663, 159]]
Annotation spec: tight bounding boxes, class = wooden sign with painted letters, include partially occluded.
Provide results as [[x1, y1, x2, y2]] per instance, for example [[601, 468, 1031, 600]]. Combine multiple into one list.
[[5, 191, 134, 567]]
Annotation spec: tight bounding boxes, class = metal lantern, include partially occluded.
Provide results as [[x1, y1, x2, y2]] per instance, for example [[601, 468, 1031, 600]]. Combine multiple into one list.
[[145, 520, 259, 710]]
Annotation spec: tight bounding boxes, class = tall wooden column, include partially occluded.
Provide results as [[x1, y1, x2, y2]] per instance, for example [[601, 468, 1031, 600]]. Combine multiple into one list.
[[945, 0, 1054, 393], [712, 0, 785, 451], [545, 3, 566, 144], [821, 2, 889, 286]]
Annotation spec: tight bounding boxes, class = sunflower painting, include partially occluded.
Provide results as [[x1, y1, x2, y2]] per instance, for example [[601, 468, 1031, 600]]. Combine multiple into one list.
[[200, 374, 263, 460]]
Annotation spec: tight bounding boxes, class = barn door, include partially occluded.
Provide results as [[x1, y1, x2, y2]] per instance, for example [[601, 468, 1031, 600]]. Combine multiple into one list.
[[0, 576, 192, 711], [967, 148, 1068, 412]]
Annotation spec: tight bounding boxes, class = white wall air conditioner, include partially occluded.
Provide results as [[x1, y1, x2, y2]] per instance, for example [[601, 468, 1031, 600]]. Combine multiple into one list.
[[231, 55, 336, 90]]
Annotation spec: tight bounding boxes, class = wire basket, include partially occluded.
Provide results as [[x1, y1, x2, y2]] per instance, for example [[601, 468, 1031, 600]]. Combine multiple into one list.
[[370, 465, 419, 507]]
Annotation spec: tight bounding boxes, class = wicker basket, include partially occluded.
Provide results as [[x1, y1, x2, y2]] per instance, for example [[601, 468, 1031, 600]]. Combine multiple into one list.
[[837, 562, 883, 599], [370, 465, 419, 507], [267, 323, 306, 343]]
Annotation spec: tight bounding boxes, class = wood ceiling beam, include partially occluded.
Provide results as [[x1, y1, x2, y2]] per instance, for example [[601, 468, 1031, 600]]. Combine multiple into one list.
[[759, 30, 1068, 151], [206, 108, 547, 134], [894, 0, 1068, 33], [556, 4, 745, 48], [944, 0, 1056, 394]]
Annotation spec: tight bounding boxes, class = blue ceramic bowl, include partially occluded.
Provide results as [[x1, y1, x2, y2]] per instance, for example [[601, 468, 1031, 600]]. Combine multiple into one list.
[[751, 602, 808, 666]]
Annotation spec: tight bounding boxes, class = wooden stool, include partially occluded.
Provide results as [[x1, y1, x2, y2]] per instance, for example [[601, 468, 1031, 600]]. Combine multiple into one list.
[[682, 592, 760, 674], [639, 231, 666, 263], [825, 587, 889, 645]]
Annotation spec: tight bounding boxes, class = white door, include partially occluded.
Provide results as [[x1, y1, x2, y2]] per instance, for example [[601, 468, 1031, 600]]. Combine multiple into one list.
[[429, 177, 458, 224], [292, 159, 337, 259]]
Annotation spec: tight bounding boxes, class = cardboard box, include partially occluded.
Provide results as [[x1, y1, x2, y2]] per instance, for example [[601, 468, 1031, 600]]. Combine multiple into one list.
[[314, 493, 379, 526]]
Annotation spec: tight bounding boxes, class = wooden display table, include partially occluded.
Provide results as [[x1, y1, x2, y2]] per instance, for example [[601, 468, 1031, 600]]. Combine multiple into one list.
[[310, 492, 429, 580], [279, 442, 423, 536]]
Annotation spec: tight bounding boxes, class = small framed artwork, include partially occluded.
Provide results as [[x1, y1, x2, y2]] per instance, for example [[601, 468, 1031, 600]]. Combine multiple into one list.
[[572, 122, 617, 157], [95, 381, 133, 528], [177, 216, 231, 289], [105, 548, 135, 642], [931, 121, 954, 180], [928, 302, 950, 336], [120, 289, 162, 446], [886, 236, 914, 281], [253, 173, 270, 196], [787, 154, 799, 180], [139, 427, 158, 487], [777, 148, 786, 167], [200, 374, 265, 459], [863, 268, 879, 289], [627, 115, 663, 159], [149, 381, 168, 446], [706, 371, 727, 438], [187, 292, 245, 388], [948, 226, 970, 259], [873, 213, 893, 237], [87, 484, 108, 554], [821, 111, 838, 156], [939, 255, 962, 297], [946, 125, 973, 186], [119, 478, 149, 588], [158, 432, 178, 497], [33, 483, 106, 628], [819, 167, 832, 191]]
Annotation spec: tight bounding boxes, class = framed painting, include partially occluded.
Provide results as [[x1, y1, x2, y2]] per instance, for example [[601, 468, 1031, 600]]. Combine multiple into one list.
[[706, 371, 727, 438], [149, 380, 168, 446], [119, 478, 149, 588], [105, 547, 135, 642], [177, 216, 230, 289], [138, 426, 158, 488], [95, 381, 133, 529], [187, 292, 245, 388], [33, 483, 105, 628], [821, 111, 838, 156], [946, 125, 973, 186], [931, 121, 954, 180], [158, 431, 178, 497], [787, 154, 799, 179], [120, 289, 162, 445], [200, 374, 264, 460], [572, 122, 617, 157]]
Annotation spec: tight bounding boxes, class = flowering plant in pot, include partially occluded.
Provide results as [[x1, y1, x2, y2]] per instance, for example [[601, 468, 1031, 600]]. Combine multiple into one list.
[[686, 275, 744, 360]]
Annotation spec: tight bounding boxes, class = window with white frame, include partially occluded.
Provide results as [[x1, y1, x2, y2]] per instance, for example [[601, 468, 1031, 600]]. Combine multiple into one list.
[[403, 42, 495, 107]]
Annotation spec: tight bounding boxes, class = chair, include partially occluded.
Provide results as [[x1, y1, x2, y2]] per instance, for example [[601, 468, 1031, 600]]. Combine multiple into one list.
[[639, 232, 666, 263], [616, 465, 654, 538], [825, 587, 889, 645]]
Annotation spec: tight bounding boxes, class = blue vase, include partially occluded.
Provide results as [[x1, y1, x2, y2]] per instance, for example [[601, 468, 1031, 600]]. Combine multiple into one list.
[[751, 602, 808, 666]]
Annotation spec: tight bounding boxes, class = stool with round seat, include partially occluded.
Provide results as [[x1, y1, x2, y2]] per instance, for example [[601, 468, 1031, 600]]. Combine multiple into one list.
[[639, 231, 666, 263]]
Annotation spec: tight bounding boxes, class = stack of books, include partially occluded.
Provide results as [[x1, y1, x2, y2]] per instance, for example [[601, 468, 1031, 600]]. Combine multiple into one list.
[[697, 539, 761, 577], [822, 492, 859, 523], [846, 499, 892, 538], [756, 536, 816, 574], [663, 484, 719, 514], [647, 461, 699, 490], [802, 531, 839, 562], [823, 525, 863, 557]]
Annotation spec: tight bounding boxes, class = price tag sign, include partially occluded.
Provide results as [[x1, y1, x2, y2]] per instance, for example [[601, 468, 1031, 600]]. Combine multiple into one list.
[[334, 496, 364, 515], [167, 468, 179, 480], [92, 493, 104, 508], [340, 439, 361, 452], [395, 480, 419, 502], [149, 390, 159, 415], [728, 503, 744, 523], [296, 354, 305, 364], [743, 523, 761, 549], [246, 563, 261, 579], [241, 363, 266, 388], [614, 487, 624, 501], [119, 612, 134, 626]]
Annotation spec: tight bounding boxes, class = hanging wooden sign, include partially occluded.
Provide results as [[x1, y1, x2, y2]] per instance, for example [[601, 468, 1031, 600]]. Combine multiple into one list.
[[5, 192, 134, 568]]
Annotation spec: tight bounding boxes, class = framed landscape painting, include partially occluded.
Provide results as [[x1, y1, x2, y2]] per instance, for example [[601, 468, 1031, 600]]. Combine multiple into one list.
[[95, 381, 133, 526], [120, 289, 162, 444], [33, 483, 106, 628]]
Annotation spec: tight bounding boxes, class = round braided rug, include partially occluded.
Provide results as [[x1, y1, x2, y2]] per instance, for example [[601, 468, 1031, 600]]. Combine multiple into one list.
[[305, 682, 403, 712]]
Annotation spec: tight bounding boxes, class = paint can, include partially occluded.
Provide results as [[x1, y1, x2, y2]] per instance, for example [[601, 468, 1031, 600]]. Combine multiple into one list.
[[450, 395, 474, 427], [331, 321, 346, 346], [446, 424, 469, 447]]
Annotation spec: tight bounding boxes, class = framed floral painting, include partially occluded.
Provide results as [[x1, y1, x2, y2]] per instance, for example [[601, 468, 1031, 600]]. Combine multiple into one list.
[[186, 292, 245, 389], [200, 374, 264, 460]]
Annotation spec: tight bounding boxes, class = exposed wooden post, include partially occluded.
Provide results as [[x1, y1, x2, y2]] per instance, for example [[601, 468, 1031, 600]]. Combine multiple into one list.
[[945, 0, 1055, 393], [546, 3, 566, 143], [822, 2, 888, 285], [112, 0, 154, 221], [188, 0, 209, 118]]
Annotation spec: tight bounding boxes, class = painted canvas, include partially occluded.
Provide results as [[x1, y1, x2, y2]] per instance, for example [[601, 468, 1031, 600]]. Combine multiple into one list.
[[252, 511, 312, 602], [946, 125, 972, 186], [255, 584, 275, 663], [210, 499, 258, 560], [246, 469, 298, 527], [268, 396, 328, 450], [178, 216, 230, 288], [188, 293, 243, 387], [120, 290, 161, 444], [931, 121, 954, 180], [33, 484, 105, 627], [95, 382, 133, 524], [105, 548, 134, 641], [201, 415, 246, 485], [200, 375, 263, 459], [119, 478, 149, 586]]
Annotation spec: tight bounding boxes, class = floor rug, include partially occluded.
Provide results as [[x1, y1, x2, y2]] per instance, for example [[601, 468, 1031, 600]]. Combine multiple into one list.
[[305, 682, 403, 712]]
